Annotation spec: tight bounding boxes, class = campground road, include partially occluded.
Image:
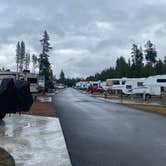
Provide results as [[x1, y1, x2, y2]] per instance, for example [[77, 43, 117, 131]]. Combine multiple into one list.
[[53, 88, 166, 166]]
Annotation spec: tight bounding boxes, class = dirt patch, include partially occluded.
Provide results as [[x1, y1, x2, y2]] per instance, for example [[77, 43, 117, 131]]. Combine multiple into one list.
[[125, 104, 166, 115], [0, 148, 15, 166], [23, 101, 57, 117]]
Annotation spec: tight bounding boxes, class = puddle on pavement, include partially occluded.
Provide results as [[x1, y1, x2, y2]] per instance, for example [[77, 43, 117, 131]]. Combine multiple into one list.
[[0, 115, 71, 166]]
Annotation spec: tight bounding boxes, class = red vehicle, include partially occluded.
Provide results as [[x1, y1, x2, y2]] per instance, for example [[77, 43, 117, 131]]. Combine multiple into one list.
[[89, 82, 104, 93]]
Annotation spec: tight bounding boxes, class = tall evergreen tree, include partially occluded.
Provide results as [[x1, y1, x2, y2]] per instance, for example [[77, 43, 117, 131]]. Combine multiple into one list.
[[154, 59, 163, 75], [25, 53, 30, 70], [19, 41, 25, 72], [39, 30, 53, 91], [59, 70, 65, 84], [32, 54, 38, 73], [144, 40, 157, 65], [131, 44, 143, 77], [115, 56, 130, 78], [16, 41, 20, 72]]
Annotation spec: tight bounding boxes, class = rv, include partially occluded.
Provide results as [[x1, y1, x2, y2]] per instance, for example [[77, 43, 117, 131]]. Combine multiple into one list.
[[122, 78, 145, 95], [123, 75, 166, 98], [0, 71, 39, 93], [138, 75, 166, 97], [106, 78, 130, 94]]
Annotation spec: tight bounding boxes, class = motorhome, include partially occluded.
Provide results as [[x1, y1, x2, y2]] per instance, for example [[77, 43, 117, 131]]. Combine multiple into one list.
[[138, 75, 166, 97], [123, 75, 166, 98]]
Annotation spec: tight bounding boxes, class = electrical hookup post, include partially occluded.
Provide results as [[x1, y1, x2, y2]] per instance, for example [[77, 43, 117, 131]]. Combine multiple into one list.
[[38, 75, 45, 94]]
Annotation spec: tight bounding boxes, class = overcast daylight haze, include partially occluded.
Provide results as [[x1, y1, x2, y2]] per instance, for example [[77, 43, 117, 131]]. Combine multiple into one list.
[[0, 0, 166, 78]]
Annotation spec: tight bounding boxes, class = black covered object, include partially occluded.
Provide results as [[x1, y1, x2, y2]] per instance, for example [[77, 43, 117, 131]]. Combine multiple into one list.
[[0, 78, 33, 113]]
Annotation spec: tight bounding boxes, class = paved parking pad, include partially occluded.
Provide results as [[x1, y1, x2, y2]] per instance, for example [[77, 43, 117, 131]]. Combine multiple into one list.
[[0, 115, 71, 166]]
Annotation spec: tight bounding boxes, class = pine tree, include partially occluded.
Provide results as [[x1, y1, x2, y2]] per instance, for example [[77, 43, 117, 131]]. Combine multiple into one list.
[[60, 70, 65, 84], [25, 53, 30, 70], [16, 42, 20, 72], [115, 56, 130, 78], [39, 30, 53, 91], [32, 54, 38, 73], [131, 44, 143, 77], [19, 41, 25, 72], [144, 40, 157, 65]]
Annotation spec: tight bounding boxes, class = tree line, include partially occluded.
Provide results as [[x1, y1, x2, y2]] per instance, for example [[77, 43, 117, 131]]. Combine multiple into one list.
[[16, 31, 54, 91], [86, 40, 166, 81]]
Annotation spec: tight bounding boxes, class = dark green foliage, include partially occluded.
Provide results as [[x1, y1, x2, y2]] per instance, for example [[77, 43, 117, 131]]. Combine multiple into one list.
[[59, 70, 65, 84], [16, 41, 26, 72], [16, 42, 20, 72], [25, 53, 30, 70], [32, 54, 38, 73], [20, 41, 25, 72], [116, 56, 131, 78], [39, 31, 53, 91], [85, 41, 165, 81], [144, 40, 157, 64], [131, 44, 143, 77]]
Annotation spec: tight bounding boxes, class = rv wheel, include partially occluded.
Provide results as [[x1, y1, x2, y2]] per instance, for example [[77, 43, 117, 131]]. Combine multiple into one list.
[[0, 112, 6, 120]]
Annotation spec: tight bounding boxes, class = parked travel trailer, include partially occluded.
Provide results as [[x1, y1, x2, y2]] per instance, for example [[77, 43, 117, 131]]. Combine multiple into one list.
[[100, 81, 110, 91], [106, 78, 130, 94], [0, 71, 39, 93], [122, 78, 145, 95], [76, 81, 89, 90]]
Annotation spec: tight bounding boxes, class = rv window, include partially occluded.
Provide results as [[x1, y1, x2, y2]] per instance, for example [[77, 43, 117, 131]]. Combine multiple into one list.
[[137, 82, 143, 86], [157, 79, 166, 83], [126, 85, 132, 89], [122, 81, 125, 85], [93, 83, 98, 86], [113, 81, 120, 85], [27, 78, 37, 83]]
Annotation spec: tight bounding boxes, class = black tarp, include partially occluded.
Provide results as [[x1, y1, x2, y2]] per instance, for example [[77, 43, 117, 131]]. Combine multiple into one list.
[[0, 78, 33, 113]]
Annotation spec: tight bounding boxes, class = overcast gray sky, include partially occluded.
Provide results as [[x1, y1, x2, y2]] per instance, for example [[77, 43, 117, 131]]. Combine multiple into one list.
[[0, 0, 166, 78]]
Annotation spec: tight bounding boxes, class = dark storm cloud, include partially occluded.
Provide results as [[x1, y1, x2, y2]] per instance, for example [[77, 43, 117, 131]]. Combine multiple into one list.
[[0, 0, 166, 77]]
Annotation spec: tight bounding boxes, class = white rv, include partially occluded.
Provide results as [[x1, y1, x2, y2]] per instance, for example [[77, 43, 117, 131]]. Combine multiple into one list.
[[106, 78, 131, 94], [124, 75, 166, 97], [142, 75, 166, 97], [122, 78, 145, 95]]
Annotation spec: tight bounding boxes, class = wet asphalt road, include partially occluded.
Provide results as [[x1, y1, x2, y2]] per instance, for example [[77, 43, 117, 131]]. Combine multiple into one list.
[[53, 88, 166, 166]]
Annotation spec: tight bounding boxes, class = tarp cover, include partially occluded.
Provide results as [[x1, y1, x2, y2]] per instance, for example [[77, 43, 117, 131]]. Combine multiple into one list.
[[0, 78, 33, 113]]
